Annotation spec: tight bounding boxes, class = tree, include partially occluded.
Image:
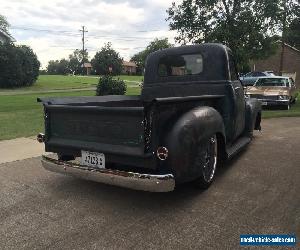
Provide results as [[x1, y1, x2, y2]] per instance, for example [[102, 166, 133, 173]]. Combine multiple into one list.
[[46, 49, 89, 75], [0, 14, 9, 32], [47, 60, 59, 75], [91, 43, 123, 75], [0, 16, 39, 88], [46, 59, 69, 75], [0, 44, 40, 88], [57, 59, 69, 75], [166, 0, 288, 71], [276, 0, 300, 74], [18, 45, 40, 86], [274, 0, 300, 33], [68, 49, 88, 74], [286, 18, 300, 50], [130, 51, 146, 75], [131, 38, 173, 74], [0, 44, 22, 87]]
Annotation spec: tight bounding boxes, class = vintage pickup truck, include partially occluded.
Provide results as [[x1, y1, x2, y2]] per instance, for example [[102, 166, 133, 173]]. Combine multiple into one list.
[[37, 44, 262, 192]]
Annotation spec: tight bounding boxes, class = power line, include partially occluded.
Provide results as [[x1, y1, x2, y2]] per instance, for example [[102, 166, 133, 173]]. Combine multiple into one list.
[[86, 34, 154, 41], [10, 25, 167, 41], [10, 25, 170, 61], [10, 26, 81, 36], [14, 26, 161, 34], [46, 41, 146, 54], [86, 46, 146, 51]]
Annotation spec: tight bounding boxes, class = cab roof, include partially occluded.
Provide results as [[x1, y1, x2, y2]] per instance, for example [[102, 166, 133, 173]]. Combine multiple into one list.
[[144, 43, 232, 85]]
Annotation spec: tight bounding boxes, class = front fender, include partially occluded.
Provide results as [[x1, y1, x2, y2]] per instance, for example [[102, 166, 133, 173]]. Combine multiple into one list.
[[245, 98, 262, 133], [165, 106, 225, 182]]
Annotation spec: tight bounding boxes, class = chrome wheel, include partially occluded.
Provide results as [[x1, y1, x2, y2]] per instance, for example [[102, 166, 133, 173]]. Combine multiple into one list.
[[193, 134, 218, 189], [202, 135, 217, 183]]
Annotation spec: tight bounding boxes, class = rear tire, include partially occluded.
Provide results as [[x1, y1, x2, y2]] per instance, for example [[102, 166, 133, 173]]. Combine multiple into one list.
[[193, 135, 218, 189]]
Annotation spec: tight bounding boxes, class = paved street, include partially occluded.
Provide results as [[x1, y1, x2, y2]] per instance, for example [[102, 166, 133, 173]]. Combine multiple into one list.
[[0, 118, 299, 249]]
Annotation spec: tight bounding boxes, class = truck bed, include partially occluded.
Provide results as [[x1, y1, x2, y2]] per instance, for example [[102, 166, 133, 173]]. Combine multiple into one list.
[[38, 95, 142, 107], [38, 95, 147, 158]]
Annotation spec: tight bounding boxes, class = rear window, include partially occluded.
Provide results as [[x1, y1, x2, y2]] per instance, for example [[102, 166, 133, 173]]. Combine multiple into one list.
[[158, 54, 203, 77], [255, 78, 288, 87]]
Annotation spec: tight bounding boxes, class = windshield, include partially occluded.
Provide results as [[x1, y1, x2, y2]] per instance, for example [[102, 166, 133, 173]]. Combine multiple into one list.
[[255, 78, 288, 87], [244, 72, 265, 77]]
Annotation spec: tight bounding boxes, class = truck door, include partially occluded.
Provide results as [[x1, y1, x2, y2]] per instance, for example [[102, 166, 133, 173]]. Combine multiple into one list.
[[229, 54, 245, 139]]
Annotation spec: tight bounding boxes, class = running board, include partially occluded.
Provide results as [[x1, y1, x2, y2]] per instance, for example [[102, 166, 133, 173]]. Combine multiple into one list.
[[226, 136, 251, 159]]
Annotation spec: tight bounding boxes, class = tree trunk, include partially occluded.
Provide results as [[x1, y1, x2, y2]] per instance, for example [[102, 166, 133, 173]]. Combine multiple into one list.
[[279, 0, 287, 76]]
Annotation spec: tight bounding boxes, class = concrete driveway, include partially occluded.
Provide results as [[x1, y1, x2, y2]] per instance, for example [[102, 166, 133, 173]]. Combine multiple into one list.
[[0, 137, 49, 164], [0, 118, 299, 249]]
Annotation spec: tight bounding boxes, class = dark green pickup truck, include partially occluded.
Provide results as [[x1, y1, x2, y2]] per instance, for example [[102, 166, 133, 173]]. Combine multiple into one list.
[[38, 43, 262, 192]]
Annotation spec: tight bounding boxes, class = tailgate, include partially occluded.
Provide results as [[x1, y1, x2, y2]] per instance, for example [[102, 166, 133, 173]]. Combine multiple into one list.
[[44, 104, 145, 156]]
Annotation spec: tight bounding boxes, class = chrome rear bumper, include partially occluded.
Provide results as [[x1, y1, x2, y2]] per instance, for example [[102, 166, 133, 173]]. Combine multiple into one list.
[[260, 100, 289, 106], [41, 155, 175, 192]]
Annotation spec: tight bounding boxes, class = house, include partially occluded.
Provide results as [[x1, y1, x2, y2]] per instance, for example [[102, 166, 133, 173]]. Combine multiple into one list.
[[122, 61, 137, 75], [251, 43, 300, 87], [0, 29, 15, 44], [81, 62, 92, 75]]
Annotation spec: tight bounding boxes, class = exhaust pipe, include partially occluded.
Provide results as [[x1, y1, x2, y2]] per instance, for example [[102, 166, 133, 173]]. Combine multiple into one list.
[[37, 133, 45, 143]]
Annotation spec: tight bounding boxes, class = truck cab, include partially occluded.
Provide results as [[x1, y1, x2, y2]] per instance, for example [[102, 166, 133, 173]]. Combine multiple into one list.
[[38, 44, 262, 192]]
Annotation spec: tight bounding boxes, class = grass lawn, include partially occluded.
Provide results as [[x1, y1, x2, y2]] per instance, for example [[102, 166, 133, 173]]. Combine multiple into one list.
[[0, 74, 143, 93], [0, 86, 141, 141], [117, 75, 143, 83], [262, 100, 300, 119], [0, 91, 93, 141]]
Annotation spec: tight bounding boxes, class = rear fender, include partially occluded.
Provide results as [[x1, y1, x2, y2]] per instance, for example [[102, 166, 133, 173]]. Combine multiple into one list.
[[164, 106, 225, 182]]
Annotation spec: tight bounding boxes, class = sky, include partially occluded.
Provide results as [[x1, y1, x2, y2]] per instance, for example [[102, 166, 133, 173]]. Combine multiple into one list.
[[0, 0, 182, 68]]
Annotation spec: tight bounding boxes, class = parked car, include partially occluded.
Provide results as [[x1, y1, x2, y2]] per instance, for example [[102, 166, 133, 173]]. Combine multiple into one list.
[[37, 44, 262, 192], [245, 76, 298, 110], [240, 71, 275, 86]]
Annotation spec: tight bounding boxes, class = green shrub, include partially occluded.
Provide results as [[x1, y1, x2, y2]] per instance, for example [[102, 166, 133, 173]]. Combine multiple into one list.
[[0, 44, 40, 88], [96, 75, 126, 96]]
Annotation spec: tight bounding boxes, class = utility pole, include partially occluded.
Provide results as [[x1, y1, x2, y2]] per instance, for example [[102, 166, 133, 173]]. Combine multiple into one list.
[[79, 26, 88, 75], [279, 0, 287, 76], [79, 26, 88, 63]]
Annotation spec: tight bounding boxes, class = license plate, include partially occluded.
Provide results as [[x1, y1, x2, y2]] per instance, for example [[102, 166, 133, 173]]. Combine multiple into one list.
[[262, 102, 268, 106], [81, 150, 105, 169]]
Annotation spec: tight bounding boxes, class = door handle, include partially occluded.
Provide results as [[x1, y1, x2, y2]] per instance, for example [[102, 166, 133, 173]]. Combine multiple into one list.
[[234, 86, 241, 90]]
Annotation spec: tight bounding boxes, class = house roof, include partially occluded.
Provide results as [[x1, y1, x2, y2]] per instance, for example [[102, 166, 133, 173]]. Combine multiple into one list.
[[284, 43, 300, 54], [276, 40, 300, 54], [123, 61, 137, 67], [0, 29, 15, 42], [82, 62, 92, 68]]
